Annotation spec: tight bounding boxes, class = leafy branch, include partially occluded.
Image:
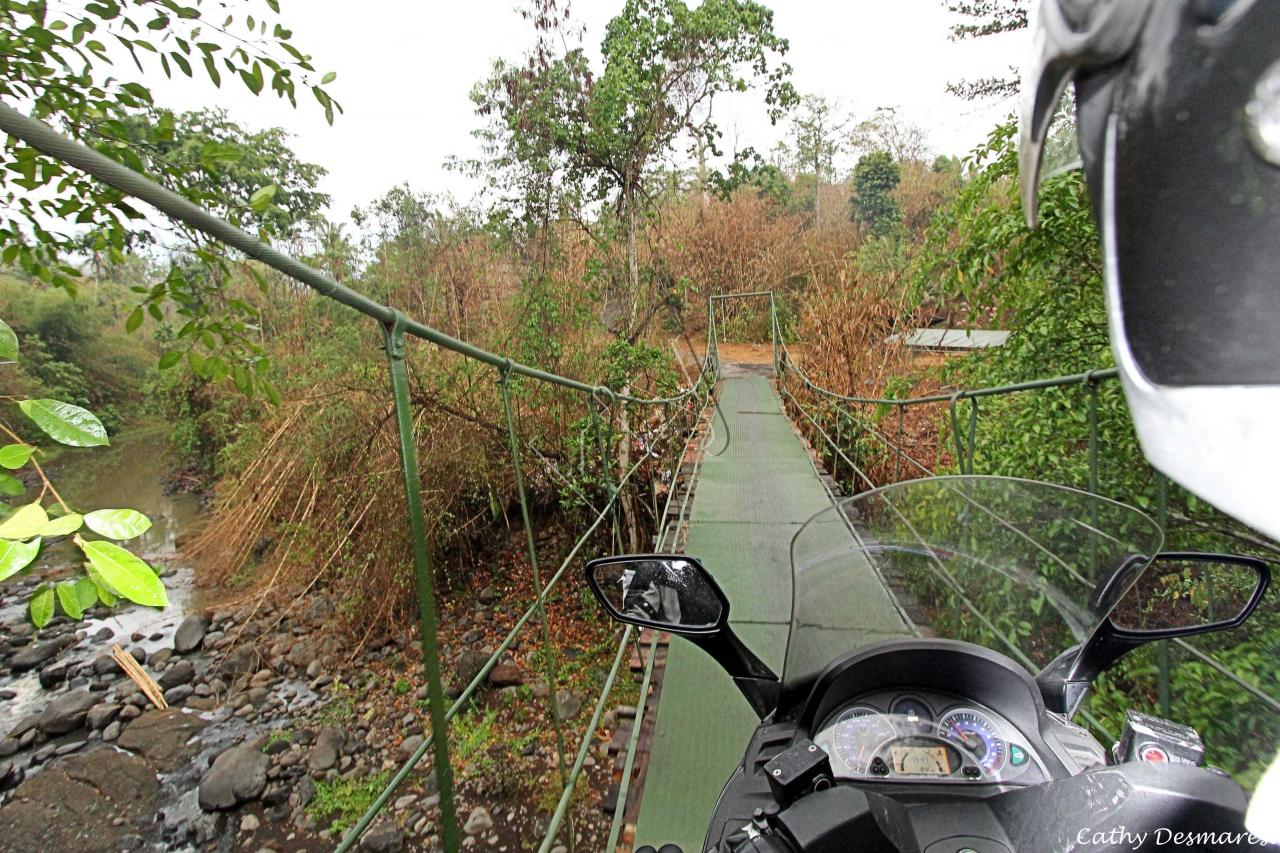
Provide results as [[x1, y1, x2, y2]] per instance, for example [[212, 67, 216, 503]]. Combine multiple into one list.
[[0, 318, 165, 626]]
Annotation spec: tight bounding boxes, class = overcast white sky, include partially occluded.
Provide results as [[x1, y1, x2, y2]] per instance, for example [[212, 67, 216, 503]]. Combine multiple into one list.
[[147, 0, 1028, 223]]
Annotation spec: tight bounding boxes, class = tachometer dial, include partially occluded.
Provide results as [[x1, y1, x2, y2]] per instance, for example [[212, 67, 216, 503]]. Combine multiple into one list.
[[832, 707, 896, 774], [937, 709, 1006, 774]]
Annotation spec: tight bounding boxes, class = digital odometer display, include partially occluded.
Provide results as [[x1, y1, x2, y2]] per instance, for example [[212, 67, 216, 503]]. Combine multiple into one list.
[[890, 745, 953, 776]]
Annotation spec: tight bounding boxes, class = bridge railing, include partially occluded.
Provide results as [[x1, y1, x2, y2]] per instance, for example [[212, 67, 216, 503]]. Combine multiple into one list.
[[6, 91, 1277, 842], [0, 103, 729, 852], [763, 296, 1278, 780]]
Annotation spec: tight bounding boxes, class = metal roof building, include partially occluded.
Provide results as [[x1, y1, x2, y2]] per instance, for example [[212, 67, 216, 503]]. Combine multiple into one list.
[[893, 328, 1011, 350]]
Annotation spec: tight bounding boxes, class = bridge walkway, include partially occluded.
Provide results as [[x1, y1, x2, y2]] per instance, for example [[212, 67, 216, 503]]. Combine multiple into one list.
[[632, 367, 910, 851]]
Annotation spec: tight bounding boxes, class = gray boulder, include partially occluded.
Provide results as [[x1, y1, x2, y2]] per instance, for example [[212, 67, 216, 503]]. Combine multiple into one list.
[[9, 639, 70, 673], [219, 644, 261, 678], [555, 689, 583, 721], [360, 818, 404, 852], [463, 805, 493, 835], [38, 691, 100, 735], [173, 614, 209, 654], [116, 708, 207, 771], [450, 649, 490, 697], [398, 734, 425, 761], [309, 727, 343, 772], [86, 703, 121, 731], [157, 659, 195, 690], [197, 745, 269, 811]]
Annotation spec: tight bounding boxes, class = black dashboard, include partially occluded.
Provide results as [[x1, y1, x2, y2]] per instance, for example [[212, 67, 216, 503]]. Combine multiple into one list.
[[700, 640, 1249, 853]]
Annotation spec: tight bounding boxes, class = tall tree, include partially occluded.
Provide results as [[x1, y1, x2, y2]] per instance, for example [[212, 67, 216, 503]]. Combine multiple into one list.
[[789, 94, 848, 227], [119, 108, 329, 250], [472, 0, 796, 333], [850, 150, 902, 238], [0, 0, 340, 399], [849, 107, 932, 164]]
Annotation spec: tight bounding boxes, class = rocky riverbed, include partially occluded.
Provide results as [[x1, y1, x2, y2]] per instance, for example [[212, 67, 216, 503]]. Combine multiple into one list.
[[0, 581, 341, 851], [0, 430, 639, 852], [0, 571, 637, 852]]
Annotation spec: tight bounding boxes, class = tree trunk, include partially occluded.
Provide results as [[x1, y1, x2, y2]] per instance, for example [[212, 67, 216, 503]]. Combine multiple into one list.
[[626, 193, 640, 330], [697, 142, 709, 207], [617, 385, 642, 553], [813, 152, 821, 228]]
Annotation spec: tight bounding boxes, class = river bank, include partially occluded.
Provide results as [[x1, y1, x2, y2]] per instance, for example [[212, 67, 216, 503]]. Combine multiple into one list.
[[0, 428, 635, 851]]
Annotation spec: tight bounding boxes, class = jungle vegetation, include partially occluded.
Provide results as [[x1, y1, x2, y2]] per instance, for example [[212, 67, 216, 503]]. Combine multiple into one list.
[[0, 0, 1274, 789]]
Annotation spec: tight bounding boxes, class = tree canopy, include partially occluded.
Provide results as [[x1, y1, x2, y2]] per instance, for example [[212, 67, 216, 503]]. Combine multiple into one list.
[[469, 0, 796, 332], [0, 0, 339, 400], [850, 150, 902, 238]]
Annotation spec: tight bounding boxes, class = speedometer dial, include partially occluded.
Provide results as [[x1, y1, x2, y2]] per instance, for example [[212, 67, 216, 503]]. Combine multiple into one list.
[[937, 709, 1006, 774], [832, 707, 896, 774]]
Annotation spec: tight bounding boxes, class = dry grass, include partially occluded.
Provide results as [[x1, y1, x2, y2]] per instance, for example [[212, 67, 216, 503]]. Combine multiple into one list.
[[185, 183, 951, 639]]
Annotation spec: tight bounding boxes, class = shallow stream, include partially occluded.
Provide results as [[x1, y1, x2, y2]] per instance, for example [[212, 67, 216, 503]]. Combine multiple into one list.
[[0, 425, 205, 718]]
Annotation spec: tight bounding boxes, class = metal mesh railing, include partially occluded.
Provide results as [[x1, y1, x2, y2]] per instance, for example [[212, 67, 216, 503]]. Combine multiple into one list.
[[0, 102, 726, 852], [6, 94, 1277, 846], [764, 297, 1279, 762]]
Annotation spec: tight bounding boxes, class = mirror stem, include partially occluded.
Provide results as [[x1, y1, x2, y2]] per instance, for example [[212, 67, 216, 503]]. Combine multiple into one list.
[[691, 628, 779, 719]]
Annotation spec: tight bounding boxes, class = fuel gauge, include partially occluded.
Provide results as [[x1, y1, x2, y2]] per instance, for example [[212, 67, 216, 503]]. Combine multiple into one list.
[[891, 696, 932, 723], [890, 696, 933, 733]]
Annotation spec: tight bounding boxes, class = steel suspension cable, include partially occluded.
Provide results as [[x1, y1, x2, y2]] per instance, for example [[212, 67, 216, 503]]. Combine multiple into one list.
[[0, 102, 711, 405], [500, 371, 570, 788], [334, 387, 708, 852]]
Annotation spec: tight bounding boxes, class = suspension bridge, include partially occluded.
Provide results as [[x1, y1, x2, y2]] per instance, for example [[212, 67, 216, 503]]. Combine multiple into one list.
[[0, 104, 1274, 853]]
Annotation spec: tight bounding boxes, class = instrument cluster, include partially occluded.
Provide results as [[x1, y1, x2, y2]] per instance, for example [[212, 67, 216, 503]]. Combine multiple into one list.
[[812, 690, 1045, 785]]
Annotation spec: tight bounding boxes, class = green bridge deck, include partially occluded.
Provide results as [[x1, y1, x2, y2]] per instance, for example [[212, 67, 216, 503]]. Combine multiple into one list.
[[632, 371, 911, 852]]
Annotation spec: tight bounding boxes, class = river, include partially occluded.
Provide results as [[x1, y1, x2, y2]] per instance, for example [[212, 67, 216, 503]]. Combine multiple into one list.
[[0, 424, 206, 719]]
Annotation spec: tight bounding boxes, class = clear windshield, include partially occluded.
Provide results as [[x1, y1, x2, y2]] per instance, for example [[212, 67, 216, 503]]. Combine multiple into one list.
[[785, 476, 1164, 688]]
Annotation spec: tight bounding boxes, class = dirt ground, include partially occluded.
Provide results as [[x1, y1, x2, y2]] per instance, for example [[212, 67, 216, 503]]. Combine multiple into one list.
[[671, 339, 806, 370]]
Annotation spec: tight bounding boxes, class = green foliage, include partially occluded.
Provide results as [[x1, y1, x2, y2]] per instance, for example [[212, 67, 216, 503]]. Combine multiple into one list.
[[917, 122, 1105, 375], [850, 151, 901, 237], [116, 108, 329, 242], [262, 728, 293, 752], [307, 771, 390, 833], [316, 678, 357, 726], [453, 706, 501, 777], [710, 147, 791, 206], [0, 537, 39, 582], [0, 277, 154, 431], [0, 318, 163, 624], [28, 584, 53, 628], [0, 319, 16, 361], [123, 109, 328, 403], [18, 399, 108, 447], [601, 339, 678, 396], [468, 0, 795, 330], [900, 119, 1278, 786], [84, 508, 152, 540], [0, 1, 336, 401], [79, 539, 168, 607]]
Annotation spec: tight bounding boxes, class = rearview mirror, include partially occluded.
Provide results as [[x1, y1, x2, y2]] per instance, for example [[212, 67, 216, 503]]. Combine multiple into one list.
[[1110, 552, 1270, 636], [1038, 551, 1269, 715], [584, 554, 727, 634]]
